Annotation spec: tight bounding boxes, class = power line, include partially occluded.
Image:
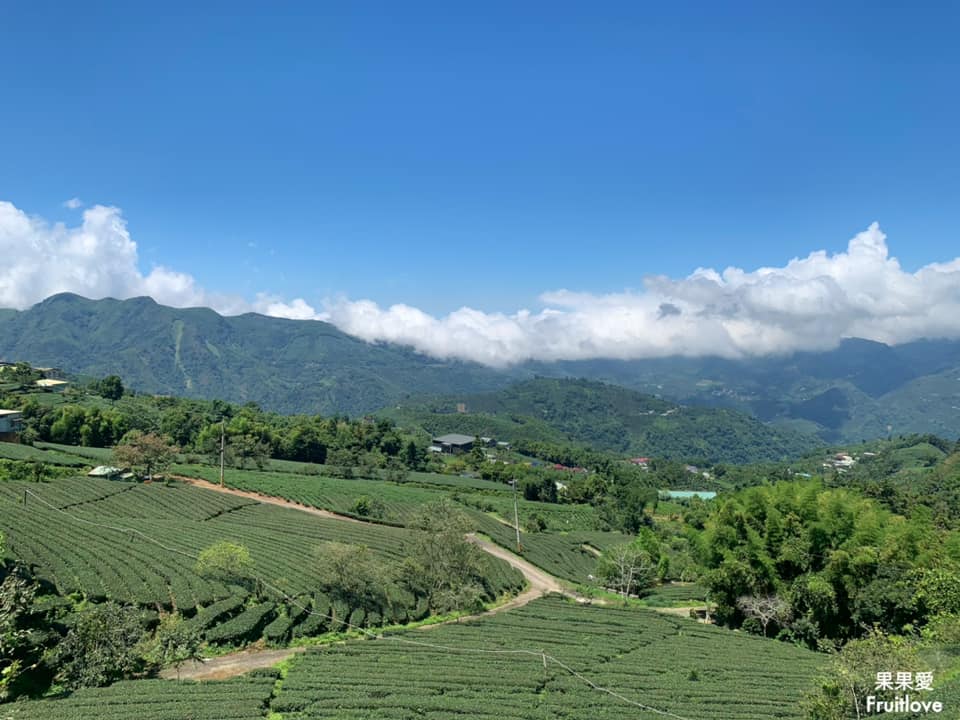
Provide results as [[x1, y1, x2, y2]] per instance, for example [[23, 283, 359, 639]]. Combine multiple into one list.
[[20, 487, 695, 720]]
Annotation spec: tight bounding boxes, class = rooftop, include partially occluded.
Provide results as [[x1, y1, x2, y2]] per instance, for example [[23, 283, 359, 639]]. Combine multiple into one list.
[[36, 379, 69, 387], [0, 409, 23, 417], [88, 466, 126, 477], [432, 433, 477, 445]]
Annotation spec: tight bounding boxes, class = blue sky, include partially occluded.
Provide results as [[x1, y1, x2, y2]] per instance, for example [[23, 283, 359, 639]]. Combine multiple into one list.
[[3, 2, 960, 363]]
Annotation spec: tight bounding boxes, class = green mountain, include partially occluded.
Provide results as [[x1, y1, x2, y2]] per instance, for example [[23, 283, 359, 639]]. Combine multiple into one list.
[[2, 294, 959, 444], [0, 293, 513, 415], [378, 377, 822, 463], [533, 338, 960, 442]]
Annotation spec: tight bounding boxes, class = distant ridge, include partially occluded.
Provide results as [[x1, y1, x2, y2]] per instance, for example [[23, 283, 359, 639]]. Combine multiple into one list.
[[0, 293, 515, 415], [2, 293, 959, 442]]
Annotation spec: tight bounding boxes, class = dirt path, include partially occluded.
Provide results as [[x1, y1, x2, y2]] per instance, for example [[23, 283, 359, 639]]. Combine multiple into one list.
[[173, 475, 366, 524], [176, 474, 574, 607], [159, 647, 305, 681], [166, 474, 581, 679]]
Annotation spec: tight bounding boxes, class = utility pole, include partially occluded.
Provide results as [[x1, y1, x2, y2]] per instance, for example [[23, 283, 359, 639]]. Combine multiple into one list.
[[511, 478, 522, 553], [219, 421, 225, 488]]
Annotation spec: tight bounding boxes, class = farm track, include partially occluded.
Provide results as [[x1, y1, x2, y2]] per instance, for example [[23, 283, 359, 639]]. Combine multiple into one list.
[[172, 475, 367, 524], [167, 474, 584, 680], [158, 646, 305, 681]]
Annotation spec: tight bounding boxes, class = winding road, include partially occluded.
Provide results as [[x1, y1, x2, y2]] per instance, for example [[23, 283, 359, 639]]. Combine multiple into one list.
[[161, 475, 578, 680]]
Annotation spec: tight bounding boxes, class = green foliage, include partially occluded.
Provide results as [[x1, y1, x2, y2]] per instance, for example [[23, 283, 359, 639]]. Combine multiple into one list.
[[91, 375, 124, 401], [143, 612, 201, 676], [802, 628, 919, 719], [113, 430, 178, 480], [194, 541, 255, 590], [0, 565, 39, 701], [54, 602, 145, 689], [350, 495, 386, 519], [402, 500, 486, 612], [383, 377, 821, 464], [314, 542, 393, 609], [697, 480, 954, 644]]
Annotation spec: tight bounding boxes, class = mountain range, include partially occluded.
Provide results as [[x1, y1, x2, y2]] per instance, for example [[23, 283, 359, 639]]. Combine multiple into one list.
[[1, 294, 959, 444]]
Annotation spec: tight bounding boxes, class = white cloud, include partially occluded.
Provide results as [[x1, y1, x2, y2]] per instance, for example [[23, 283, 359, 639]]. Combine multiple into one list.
[[4, 198, 960, 367], [325, 223, 960, 366], [62, 197, 83, 209], [252, 294, 322, 320], [0, 200, 312, 318]]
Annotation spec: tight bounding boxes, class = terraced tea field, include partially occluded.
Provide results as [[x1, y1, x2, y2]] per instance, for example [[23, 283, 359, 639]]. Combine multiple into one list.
[[274, 596, 825, 720], [3, 596, 826, 720], [175, 464, 452, 525], [4, 675, 277, 720], [175, 463, 627, 584], [0, 478, 523, 642], [470, 510, 628, 583]]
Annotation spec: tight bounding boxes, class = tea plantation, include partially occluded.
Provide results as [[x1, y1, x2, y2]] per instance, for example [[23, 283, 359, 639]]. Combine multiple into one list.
[[3, 596, 826, 720], [273, 596, 825, 720], [4, 675, 277, 720], [0, 478, 523, 645]]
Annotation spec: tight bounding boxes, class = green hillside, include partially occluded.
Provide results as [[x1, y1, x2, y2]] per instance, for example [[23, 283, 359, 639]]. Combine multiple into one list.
[[381, 377, 822, 463], [273, 596, 825, 720], [0, 476, 523, 645], [0, 293, 513, 416], [532, 338, 960, 442], [3, 295, 960, 444], [7, 597, 824, 720]]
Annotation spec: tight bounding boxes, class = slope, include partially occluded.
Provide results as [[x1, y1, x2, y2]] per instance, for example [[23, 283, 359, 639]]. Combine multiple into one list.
[[0, 293, 514, 415], [380, 377, 821, 463]]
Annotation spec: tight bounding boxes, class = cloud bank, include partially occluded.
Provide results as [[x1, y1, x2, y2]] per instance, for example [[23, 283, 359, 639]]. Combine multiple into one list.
[[3, 199, 960, 366], [324, 223, 960, 365]]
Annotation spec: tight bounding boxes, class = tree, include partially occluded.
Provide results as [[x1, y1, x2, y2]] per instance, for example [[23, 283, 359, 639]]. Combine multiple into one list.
[[524, 514, 547, 533], [29, 461, 47, 484], [350, 495, 386, 519], [802, 628, 919, 720], [468, 439, 486, 470], [1, 560, 39, 701], [433, 581, 486, 616], [144, 613, 201, 680], [736, 594, 792, 637], [194, 541, 255, 591], [315, 542, 392, 608], [95, 375, 125, 401], [55, 603, 145, 689], [402, 500, 486, 612], [230, 432, 271, 470], [113, 431, 178, 482], [402, 441, 425, 471], [384, 456, 409, 484], [597, 542, 657, 601], [5, 363, 40, 391]]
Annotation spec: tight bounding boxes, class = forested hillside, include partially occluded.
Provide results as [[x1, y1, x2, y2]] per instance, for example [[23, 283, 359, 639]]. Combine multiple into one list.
[[0, 294, 512, 415], [381, 377, 821, 463], [3, 295, 960, 445]]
